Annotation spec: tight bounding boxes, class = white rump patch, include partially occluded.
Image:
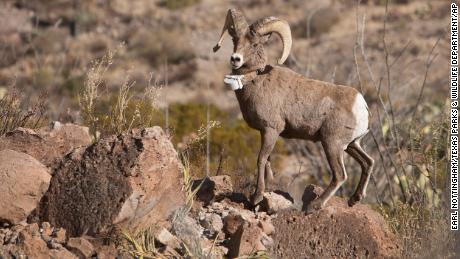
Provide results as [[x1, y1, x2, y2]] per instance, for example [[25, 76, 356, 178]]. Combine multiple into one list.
[[351, 93, 369, 141], [224, 74, 244, 91]]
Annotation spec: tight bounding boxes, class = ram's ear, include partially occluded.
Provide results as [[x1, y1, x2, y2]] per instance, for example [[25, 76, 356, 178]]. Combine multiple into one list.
[[258, 33, 272, 44], [213, 9, 249, 53]]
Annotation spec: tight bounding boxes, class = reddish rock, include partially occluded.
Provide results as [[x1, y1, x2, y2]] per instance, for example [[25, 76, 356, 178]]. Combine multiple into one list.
[[66, 237, 95, 258], [1, 223, 77, 259], [0, 123, 92, 167], [227, 221, 267, 258], [223, 213, 245, 236], [88, 237, 128, 259], [195, 175, 233, 204], [272, 184, 401, 259], [156, 228, 181, 250], [40, 222, 53, 237], [92, 244, 121, 259], [0, 149, 51, 224], [223, 211, 274, 258], [53, 228, 67, 244], [38, 127, 185, 236], [257, 217, 275, 236]]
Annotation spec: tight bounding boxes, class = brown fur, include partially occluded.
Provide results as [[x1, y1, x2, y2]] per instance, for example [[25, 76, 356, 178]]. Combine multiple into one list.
[[236, 66, 358, 143], [215, 10, 374, 213]]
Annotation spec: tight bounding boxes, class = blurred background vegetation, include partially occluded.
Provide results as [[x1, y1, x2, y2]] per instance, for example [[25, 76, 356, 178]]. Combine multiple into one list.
[[0, 0, 456, 257]]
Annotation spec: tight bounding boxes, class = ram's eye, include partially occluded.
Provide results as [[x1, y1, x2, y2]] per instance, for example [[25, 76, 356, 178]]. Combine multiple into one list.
[[252, 43, 258, 47]]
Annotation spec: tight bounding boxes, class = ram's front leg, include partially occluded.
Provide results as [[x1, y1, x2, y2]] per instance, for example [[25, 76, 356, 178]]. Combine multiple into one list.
[[251, 128, 279, 205]]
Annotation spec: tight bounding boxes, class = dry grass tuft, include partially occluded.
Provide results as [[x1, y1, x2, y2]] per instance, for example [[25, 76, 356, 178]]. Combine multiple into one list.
[[179, 152, 204, 215], [79, 47, 163, 139], [0, 88, 46, 136]]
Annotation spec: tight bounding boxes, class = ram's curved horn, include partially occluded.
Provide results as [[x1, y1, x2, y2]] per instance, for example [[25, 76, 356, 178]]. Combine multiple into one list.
[[251, 17, 292, 64], [213, 9, 249, 52]]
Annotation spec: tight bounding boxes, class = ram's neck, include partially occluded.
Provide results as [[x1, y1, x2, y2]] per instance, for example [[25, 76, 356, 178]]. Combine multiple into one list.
[[232, 62, 267, 75], [233, 69, 267, 105]]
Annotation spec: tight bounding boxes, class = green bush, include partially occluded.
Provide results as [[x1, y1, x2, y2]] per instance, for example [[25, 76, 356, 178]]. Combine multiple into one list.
[[159, 0, 201, 10], [167, 103, 286, 182]]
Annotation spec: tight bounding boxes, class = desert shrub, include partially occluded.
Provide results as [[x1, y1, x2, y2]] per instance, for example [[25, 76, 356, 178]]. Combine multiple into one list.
[[380, 199, 455, 258], [75, 10, 99, 33], [129, 28, 195, 67], [159, 0, 201, 10], [84, 92, 164, 138], [0, 88, 47, 136], [79, 48, 163, 139], [385, 104, 454, 258], [33, 66, 55, 91], [25, 28, 68, 55], [378, 109, 448, 255], [60, 70, 85, 96], [0, 40, 23, 68]]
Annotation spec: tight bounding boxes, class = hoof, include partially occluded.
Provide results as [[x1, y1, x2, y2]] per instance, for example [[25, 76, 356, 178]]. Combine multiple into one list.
[[251, 192, 264, 206], [348, 194, 362, 207], [304, 206, 317, 215]]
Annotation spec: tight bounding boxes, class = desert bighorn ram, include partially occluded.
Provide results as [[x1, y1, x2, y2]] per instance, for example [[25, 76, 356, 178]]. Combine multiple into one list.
[[213, 9, 374, 213]]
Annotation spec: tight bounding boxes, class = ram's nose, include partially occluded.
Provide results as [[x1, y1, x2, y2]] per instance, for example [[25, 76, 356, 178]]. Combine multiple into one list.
[[230, 53, 243, 69]]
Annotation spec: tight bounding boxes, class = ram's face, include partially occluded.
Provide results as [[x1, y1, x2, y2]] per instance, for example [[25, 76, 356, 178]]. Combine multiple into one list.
[[213, 9, 292, 73], [230, 33, 267, 71]]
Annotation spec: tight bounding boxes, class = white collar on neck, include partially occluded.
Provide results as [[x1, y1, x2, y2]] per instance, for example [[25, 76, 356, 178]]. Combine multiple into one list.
[[223, 70, 260, 91], [224, 74, 244, 90]]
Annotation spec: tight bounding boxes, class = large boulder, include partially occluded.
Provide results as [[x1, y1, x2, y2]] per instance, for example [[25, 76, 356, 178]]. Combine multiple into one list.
[[0, 122, 92, 167], [0, 149, 51, 225], [37, 127, 185, 236], [272, 185, 401, 259]]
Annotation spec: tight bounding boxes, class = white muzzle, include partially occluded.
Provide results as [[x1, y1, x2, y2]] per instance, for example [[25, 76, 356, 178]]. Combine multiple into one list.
[[230, 53, 244, 69]]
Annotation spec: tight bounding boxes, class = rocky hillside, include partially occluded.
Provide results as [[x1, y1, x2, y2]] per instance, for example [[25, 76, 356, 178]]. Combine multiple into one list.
[[0, 123, 403, 258], [0, 0, 456, 258], [0, 0, 450, 114]]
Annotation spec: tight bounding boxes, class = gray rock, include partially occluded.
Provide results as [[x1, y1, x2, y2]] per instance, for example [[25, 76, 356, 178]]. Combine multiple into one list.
[[259, 191, 294, 215]]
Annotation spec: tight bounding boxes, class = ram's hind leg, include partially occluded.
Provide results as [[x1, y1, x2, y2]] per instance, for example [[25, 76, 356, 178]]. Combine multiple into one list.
[[306, 140, 347, 214], [346, 140, 374, 207]]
